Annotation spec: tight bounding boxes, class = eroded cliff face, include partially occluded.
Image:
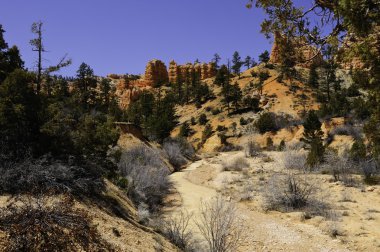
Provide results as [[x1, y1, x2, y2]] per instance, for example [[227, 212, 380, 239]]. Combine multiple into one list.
[[110, 59, 216, 109], [113, 78, 144, 109], [168, 61, 216, 83], [144, 59, 169, 87], [269, 32, 323, 68]]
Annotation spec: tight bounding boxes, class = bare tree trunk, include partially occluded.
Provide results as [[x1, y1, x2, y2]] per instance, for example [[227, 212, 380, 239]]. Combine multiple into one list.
[[30, 21, 44, 94]]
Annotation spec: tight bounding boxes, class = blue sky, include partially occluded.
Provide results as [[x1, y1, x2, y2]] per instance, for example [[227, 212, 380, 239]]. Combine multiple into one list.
[[1, 0, 275, 77]]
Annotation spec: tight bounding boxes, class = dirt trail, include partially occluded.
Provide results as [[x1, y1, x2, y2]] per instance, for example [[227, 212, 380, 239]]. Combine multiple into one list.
[[167, 153, 352, 252]]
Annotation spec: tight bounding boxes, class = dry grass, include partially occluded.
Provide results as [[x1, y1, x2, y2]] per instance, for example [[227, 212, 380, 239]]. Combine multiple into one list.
[[222, 157, 249, 172], [0, 194, 111, 252]]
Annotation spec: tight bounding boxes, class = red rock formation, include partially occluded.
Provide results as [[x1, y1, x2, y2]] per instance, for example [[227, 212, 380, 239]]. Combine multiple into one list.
[[144, 59, 169, 87], [107, 74, 122, 79], [269, 32, 323, 68], [206, 62, 216, 78], [168, 60, 216, 83], [111, 59, 217, 109], [168, 60, 180, 83], [113, 79, 144, 109]]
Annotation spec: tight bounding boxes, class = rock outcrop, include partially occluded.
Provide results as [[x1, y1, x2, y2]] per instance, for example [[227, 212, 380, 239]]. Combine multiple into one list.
[[144, 59, 169, 87], [110, 59, 217, 109], [168, 61, 216, 83], [269, 32, 323, 68], [113, 79, 143, 109]]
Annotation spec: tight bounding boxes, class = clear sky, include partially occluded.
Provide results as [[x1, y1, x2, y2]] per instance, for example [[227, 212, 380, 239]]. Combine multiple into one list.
[[1, 0, 273, 77]]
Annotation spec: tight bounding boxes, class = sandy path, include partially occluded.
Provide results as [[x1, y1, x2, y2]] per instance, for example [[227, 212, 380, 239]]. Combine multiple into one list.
[[167, 154, 351, 252], [170, 160, 217, 212]]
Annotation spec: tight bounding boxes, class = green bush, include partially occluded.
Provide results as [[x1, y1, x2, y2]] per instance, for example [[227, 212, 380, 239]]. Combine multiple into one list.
[[202, 124, 213, 143], [278, 140, 286, 151], [211, 108, 221, 115], [266, 137, 274, 150], [190, 116, 196, 125], [250, 70, 258, 77], [350, 138, 366, 162], [199, 113, 208, 125], [216, 125, 227, 132], [306, 138, 325, 168], [179, 122, 191, 137], [240, 117, 248, 126], [255, 112, 277, 134]]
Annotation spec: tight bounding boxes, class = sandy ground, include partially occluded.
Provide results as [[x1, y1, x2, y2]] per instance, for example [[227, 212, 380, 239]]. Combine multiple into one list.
[[165, 151, 380, 251]]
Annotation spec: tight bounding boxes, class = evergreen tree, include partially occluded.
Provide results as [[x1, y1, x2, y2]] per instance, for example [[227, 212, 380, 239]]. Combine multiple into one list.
[[321, 45, 339, 102], [308, 63, 319, 88], [0, 26, 24, 83], [99, 78, 112, 108], [250, 58, 258, 67], [221, 82, 232, 113], [302, 110, 323, 144], [179, 121, 190, 137], [350, 138, 366, 162], [75, 62, 97, 107], [302, 110, 325, 167], [0, 70, 40, 157], [230, 82, 242, 111], [231, 51, 242, 77], [278, 37, 296, 80], [259, 50, 270, 64], [212, 53, 221, 69], [201, 124, 213, 143], [214, 65, 229, 86], [244, 56, 252, 69]]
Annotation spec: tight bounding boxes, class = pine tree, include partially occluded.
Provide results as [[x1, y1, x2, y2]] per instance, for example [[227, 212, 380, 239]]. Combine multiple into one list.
[[75, 62, 97, 107], [0, 26, 24, 83], [308, 63, 319, 88], [100, 78, 112, 108], [302, 110, 325, 167], [259, 50, 270, 64], [0, 70, 40, 156], [212, 53, 221, 69], [231, 82, 242, 111], [214, 65, 228, 86], [278, 36, 296, 81], [244, 56, 252, 69], [179, 121, 190, 137], [232, 51, 242, 77]]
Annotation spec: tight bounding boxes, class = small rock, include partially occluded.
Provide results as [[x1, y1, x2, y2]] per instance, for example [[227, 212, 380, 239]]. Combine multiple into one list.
[[367, 187, 376, 192]]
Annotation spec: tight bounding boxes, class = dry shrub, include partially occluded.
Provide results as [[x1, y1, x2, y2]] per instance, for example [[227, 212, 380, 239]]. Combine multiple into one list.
[[163, 141, 188, 171], [196, 197, 246, 252], [264, 174, 314, 211], [360, 159, 378, 184], [322, 150, 356, 186], [0, 157, 104, 196], [160, 210, 198, 252], [223, 157, 249, 172], [281, 149, 307, 171], [264, 174, 332, 218], [0, 195, 111, 252], [119, 145, 172, 212], [240, 182, 255, 201], [245, 140, 261, 157], [329, 124, 361, 139]]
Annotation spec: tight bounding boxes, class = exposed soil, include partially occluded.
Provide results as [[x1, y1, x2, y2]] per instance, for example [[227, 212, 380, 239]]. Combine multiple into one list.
[[166, 151, 380, 251]]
